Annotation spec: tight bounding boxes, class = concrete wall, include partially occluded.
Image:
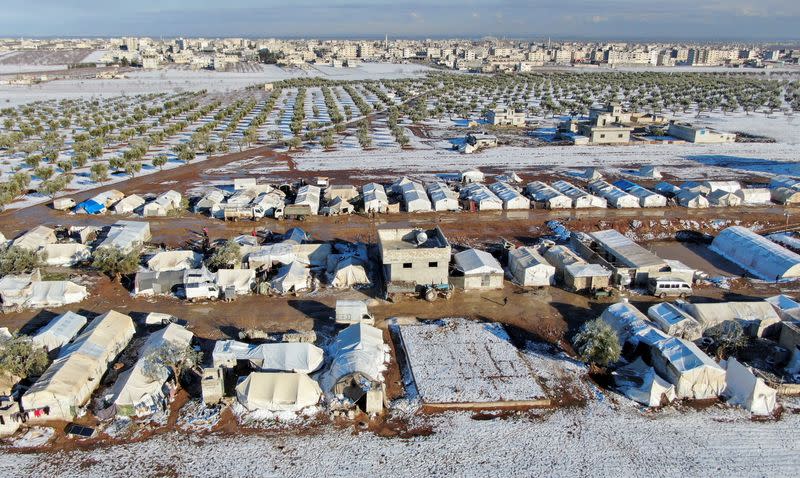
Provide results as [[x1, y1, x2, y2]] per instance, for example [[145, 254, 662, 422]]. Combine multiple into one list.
[[384, 261, 449, 285]]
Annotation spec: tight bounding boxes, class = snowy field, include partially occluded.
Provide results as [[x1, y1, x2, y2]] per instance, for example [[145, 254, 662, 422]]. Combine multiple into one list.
[[400, 320, 546, 404], [0, 400, 797, 477], [294, 141, 800, 180], [0, 63, 433, 107]]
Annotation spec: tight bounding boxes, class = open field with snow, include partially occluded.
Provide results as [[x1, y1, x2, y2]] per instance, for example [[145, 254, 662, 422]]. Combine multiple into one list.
[[0, 399, 797, 477]]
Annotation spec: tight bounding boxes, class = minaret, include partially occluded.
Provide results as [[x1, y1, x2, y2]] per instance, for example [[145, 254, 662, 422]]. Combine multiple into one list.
[[384, 34, 388, 50]]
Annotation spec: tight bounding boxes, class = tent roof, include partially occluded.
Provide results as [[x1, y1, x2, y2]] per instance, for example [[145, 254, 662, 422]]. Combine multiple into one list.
[[59, 310, 135, 360], [711, 226, 800, 280], [508, 247, 553, 270], [236, 372, 322, 412], [147, 250, 202, 272], [589, 229, 666, 269], [31, 311, 87, 352], [454, 249, 503, 275], [213, 340, 324, 373], [654, 337, 722, 373], [613, 357, 676, 407]]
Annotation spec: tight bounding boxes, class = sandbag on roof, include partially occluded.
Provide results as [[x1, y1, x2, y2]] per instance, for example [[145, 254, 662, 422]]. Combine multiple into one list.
[[236, 372, 322, 412], [612, 357, 676, 407], [212, 340, 324, 374], [147, 250, 202, 271], [31, 311, 87, 352], [722, 358, 777, 416], [710, 226, 800, 281]]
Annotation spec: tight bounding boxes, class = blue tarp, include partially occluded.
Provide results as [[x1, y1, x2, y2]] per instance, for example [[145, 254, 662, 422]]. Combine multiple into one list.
[[76, 199, 105, 214], [612, 179, 638, 192]]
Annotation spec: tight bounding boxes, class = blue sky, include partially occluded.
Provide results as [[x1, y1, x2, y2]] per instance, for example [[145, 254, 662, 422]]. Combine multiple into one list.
[[1, 0, 798, 40]]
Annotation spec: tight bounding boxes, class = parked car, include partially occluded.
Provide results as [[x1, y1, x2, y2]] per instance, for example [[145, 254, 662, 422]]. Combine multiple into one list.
[[648, 278, 693, 299], [184, 282, 220, 301]]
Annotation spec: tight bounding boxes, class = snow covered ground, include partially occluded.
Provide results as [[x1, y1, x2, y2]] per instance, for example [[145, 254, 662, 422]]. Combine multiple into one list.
[[1, 399, 797, 477], [399, 319, 546, 404], [0, 63, 433, 107], [294, 141, 800, 180]]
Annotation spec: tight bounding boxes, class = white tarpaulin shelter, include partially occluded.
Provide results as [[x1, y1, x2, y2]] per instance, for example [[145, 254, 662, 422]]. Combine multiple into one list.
[[247, 243, 295, 270], [507, 247, 555, 287], [612, 357, 676, 407], [460, 183, 503, 211], [236, 372, 322, 412], [271, 262, 310, 294], [649, 337, 726, 400], [488, 182, 530, 210], [454, 249, 503, 275], [735, 188, 772, 206], [426, 182, 459, 212], [400, 181, 432, 213], [212, 340, 323, 373], [711, 226, 800, 281], [147, 251, 202, 271], [215, 269, 256, 295], [22, 310, 135, 420], [647, 302, 702, 340], [98, 221, 151, 252], [13, 226, 56, 251], [31, 311, 87, 352], [552, 180, 607, 208], [677, 300, 782, 338], [722, 358, 777, 416], [41, 243, 91, 267], [321, 323, 388, 413], [27, 281, 88, 308], [525, 182, 572, 209], [588, 180, 640, 209], [0, 270, 40, 307], [707, 190, 742, 207], [329, 256, 370, 288], [143, 190, 182, 217], [676, 190, 709, 209], [110, 323, 194, 417], [362, 183, 389, 213], [601, 302, 671, 348], [765, 294, 800, 322], [294, 185, 321, 215], [112, 194, 146, 214]]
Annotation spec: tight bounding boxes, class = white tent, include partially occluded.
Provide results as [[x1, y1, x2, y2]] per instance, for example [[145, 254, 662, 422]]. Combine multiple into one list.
[[13, 226, 57, 251], [41, 243, 91, 267], [460, 169, 485, 183], [22, 310, 135, 420], [764, 294, 800, 322], [601, 302, 671, 348], [646, 302, 702, 340], [588, 180, 640, 209], [400, 181, 432, 213], [147, 250, 202, 271], [460, 183, 503, 210], [677, 300, 781, 338], [649, 337, 726, 400], [215, 269, 256, 295], [27, 281, 88, 308], [488, 182, 530, 210], [676, 190, 709, 209], [426, 182, 459, 211], [638, 166, 662, 179], [271, 262, 310, 294], [112, 194, 146, 214], [143, 190, 182, 217], [31, 311, 87, 352], [707, 189, 742, 207], [711, 226, 800, 281], [0, 270, 39, 307], [551, 180, 607, 208], [236, 372, 322, 412], [110, 323, 194, 417], [507, 247, 555, 287], [626, 186, 667, 208], [212, 340, 324, 373], [294, 185, 321, 215], [525, 182, 572, 209], [247, 243, 296, 270], [722, 358, 777, 416], [735, 188, 772, 206], [362, 183, 389, 213], [321, 323, 388, 413], [612, 357, 676, 407], [330, 257, 370, 288], [771, 187, 800, 205], [702, 181, 741, 194], [98, 220, 151, 252]]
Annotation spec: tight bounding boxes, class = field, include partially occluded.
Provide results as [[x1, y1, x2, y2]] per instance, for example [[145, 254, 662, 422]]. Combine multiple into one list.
[[1, 65, 800, 476]]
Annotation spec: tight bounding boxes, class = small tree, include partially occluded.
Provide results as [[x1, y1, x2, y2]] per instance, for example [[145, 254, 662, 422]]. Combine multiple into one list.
[[572, 319, 621, 368], [34, 165, 54, 181], [0, 245, 43, 275], [0, 335, 49, 379], [152, 154, 168, 171], [206, 240, 241, 271], [320, 131, 335, 150], [142, 341, 203, 382], [90, 163, 109, 183], [705, 321, 747, 359], [92, 247, 140, 281]]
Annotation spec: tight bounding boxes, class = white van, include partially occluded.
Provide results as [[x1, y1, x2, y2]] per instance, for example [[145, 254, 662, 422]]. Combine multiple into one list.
[[648, 278, 693, 299]]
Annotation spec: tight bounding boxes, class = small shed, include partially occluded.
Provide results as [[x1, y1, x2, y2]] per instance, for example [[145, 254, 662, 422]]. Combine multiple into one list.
[[453, 249, 504, 290], [507, 247, 555, 287], [53, 198, 76, 211]]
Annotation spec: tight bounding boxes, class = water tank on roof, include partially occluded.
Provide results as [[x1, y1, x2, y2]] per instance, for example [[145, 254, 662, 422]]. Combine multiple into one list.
[[415, 231, 428, 246]]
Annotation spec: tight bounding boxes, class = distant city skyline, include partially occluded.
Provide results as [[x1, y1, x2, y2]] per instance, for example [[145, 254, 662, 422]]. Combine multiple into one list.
[[2, 0, 799, 41]]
